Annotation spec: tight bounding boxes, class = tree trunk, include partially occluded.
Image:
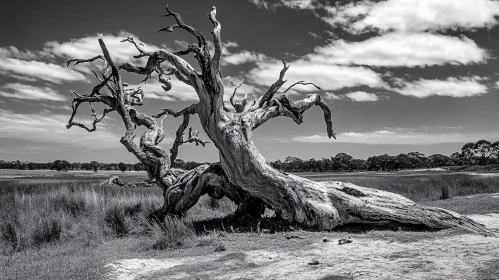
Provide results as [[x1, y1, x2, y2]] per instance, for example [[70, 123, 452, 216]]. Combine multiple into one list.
[[66, 6, 494, 236], [200, 114, 494, 235]]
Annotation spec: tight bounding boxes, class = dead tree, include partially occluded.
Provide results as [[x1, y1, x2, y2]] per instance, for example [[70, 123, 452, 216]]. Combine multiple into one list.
[[67, 5, 494, 235]]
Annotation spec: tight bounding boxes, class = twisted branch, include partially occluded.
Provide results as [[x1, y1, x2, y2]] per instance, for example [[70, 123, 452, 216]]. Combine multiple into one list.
[[208, 6, 222, 71], [230, 76, 247, 112], [255, 59, 290, 108], [282, 81, 321, 94], [67, 55, 104, 67], [160, 5, 207, 48]]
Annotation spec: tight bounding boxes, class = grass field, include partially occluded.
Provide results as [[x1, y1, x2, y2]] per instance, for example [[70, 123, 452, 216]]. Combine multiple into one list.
[[1, 169, 499, 279]]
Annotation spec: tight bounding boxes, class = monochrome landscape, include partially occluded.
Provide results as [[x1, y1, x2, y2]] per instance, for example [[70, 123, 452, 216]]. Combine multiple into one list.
[[1, 1, 499, 279]]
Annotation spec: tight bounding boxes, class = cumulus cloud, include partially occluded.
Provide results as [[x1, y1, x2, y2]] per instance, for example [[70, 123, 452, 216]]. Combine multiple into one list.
[[249, 60, 386, 91], [222, 76, 262, 101], [309, 33, 487, 68], [0, 109, 121, 149], [324, 91, 380, 102], [0, 31, 164, 84], [325, 0, 499, 33], [44, 31, 166, 66], [223, 51, 270, 65], [394, 77, 488, 98], [0, 83, 66, 101], [292, 130, 499, 145], [0, 56, 88, 84], [249, 0, 315, 10], [129, 78, 199, 102], [345, 91, 379, 102], [0, 46, 51, 60]]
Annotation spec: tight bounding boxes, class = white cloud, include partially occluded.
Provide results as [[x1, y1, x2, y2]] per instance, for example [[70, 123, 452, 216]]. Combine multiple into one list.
[[0, 56, 88, 84], [325, 0, 499, 33], [293, 130, 499, 145], [223, 51, 270, 65], [222, 76, 262, 101], [0, 83, 66, 101], [0, 31, 172, 84], [324, 92, 341, 100], [249, 0, 315, 10], [324, 91, 380, 102], [130, 78, 199, 102], [394, 77, 488, 98], [280, 0, 314, 9], [310, 33, 487, 68], [43, 31, 165, 66], [249, 60, 386, 91], [0, 109, 121, 149], [0, 46, 51, 60], [345, 91, 379, 102]]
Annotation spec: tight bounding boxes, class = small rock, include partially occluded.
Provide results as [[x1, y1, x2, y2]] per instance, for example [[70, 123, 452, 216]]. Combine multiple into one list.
[[214, 243, 226, 252], [322, 237, 328, 242], [285, 235, 303, 240], [308, 259, 320, 265], [338, 237, 353, 245]]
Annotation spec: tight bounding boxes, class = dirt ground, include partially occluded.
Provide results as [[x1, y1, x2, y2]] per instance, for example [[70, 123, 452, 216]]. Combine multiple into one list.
[[105, 213, 499, 280]]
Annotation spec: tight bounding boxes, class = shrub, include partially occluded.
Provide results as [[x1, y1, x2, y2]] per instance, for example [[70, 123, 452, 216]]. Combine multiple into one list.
[[104, 205, 128, 237], [146, 216, 195, 250], [0, 219, 22, 251], [32, 216, 63, 246]]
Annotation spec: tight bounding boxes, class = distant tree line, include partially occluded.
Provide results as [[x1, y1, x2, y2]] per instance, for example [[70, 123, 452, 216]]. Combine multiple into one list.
[[269, 140, 499, 172], [1, 140, 498, 173], [0, 159, 205, 172]]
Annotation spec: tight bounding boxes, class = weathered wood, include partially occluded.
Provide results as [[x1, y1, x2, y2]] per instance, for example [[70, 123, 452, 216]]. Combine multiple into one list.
[[65, 5, 494, 236]]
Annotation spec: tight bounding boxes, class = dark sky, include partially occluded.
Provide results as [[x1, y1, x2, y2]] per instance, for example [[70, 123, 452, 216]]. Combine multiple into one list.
[[1, 0, 499, 163]]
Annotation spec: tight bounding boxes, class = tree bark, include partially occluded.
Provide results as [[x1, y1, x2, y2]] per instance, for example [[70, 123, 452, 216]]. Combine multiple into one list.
[[66, 5, 495, 236]]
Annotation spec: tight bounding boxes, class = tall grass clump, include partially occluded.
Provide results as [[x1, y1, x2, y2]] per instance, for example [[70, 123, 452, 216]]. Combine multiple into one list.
[[0, 181, 164, 252], [145, 216, 196, 250]]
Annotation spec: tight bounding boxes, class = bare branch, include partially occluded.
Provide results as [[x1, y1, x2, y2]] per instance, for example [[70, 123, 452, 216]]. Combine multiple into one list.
[[255, 59, 290, 108], [165, 104, 207, 164], [153, 103, 198, 118], [230, 76, 246, 112], [183, 127, 210, 147], [282, 81, 321, 94], [120, 50, 198, 84], [160, 5, 207, 49], [208, 6, 222, 71], [68, 107, 114, 132], [252, 93, 336, 139], [97, 38, 134, 133], [120, 36, 147, 57], [67, 55, 104, 67]]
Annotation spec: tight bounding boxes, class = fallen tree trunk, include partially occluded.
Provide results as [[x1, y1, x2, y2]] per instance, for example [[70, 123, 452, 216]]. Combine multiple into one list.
[[65, 4, 494, 236]]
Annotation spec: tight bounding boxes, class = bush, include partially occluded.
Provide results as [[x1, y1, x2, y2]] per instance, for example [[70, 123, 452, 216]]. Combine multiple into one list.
[[32, 216, 63, 246], [146, 216, 196, 250], [0, 218, 22, 251], [104, 205, 128, 237]]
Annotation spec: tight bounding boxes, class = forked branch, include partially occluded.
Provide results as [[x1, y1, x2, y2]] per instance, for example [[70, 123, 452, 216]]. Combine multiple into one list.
[[255, 60, 290, 108], [248, 59, 335, 139], [160, 5, 207, 49]]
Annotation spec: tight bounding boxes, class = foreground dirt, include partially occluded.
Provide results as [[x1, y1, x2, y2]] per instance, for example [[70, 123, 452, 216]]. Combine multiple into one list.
[[106, 213, 499, 280]]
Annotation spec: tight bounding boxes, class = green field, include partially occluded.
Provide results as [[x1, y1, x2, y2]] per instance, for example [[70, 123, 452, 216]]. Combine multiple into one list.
[[1, 169, 499, 279]]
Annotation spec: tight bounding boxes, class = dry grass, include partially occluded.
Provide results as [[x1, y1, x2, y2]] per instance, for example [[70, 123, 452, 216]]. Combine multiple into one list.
[[0, 179, 235, 253], [301, 172, 499, 202], [1, 170, 499, 279]]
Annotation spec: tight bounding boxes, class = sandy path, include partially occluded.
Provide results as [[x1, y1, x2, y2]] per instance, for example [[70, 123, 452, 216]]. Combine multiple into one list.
[[106, 214, 499, 280]]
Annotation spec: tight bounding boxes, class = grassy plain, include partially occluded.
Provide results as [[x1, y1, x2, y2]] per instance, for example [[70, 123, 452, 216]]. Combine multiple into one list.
[[1, 169, 499, 279]]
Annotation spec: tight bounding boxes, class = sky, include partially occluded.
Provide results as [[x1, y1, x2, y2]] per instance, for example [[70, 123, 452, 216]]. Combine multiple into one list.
[[1, 0, 499, 163]]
